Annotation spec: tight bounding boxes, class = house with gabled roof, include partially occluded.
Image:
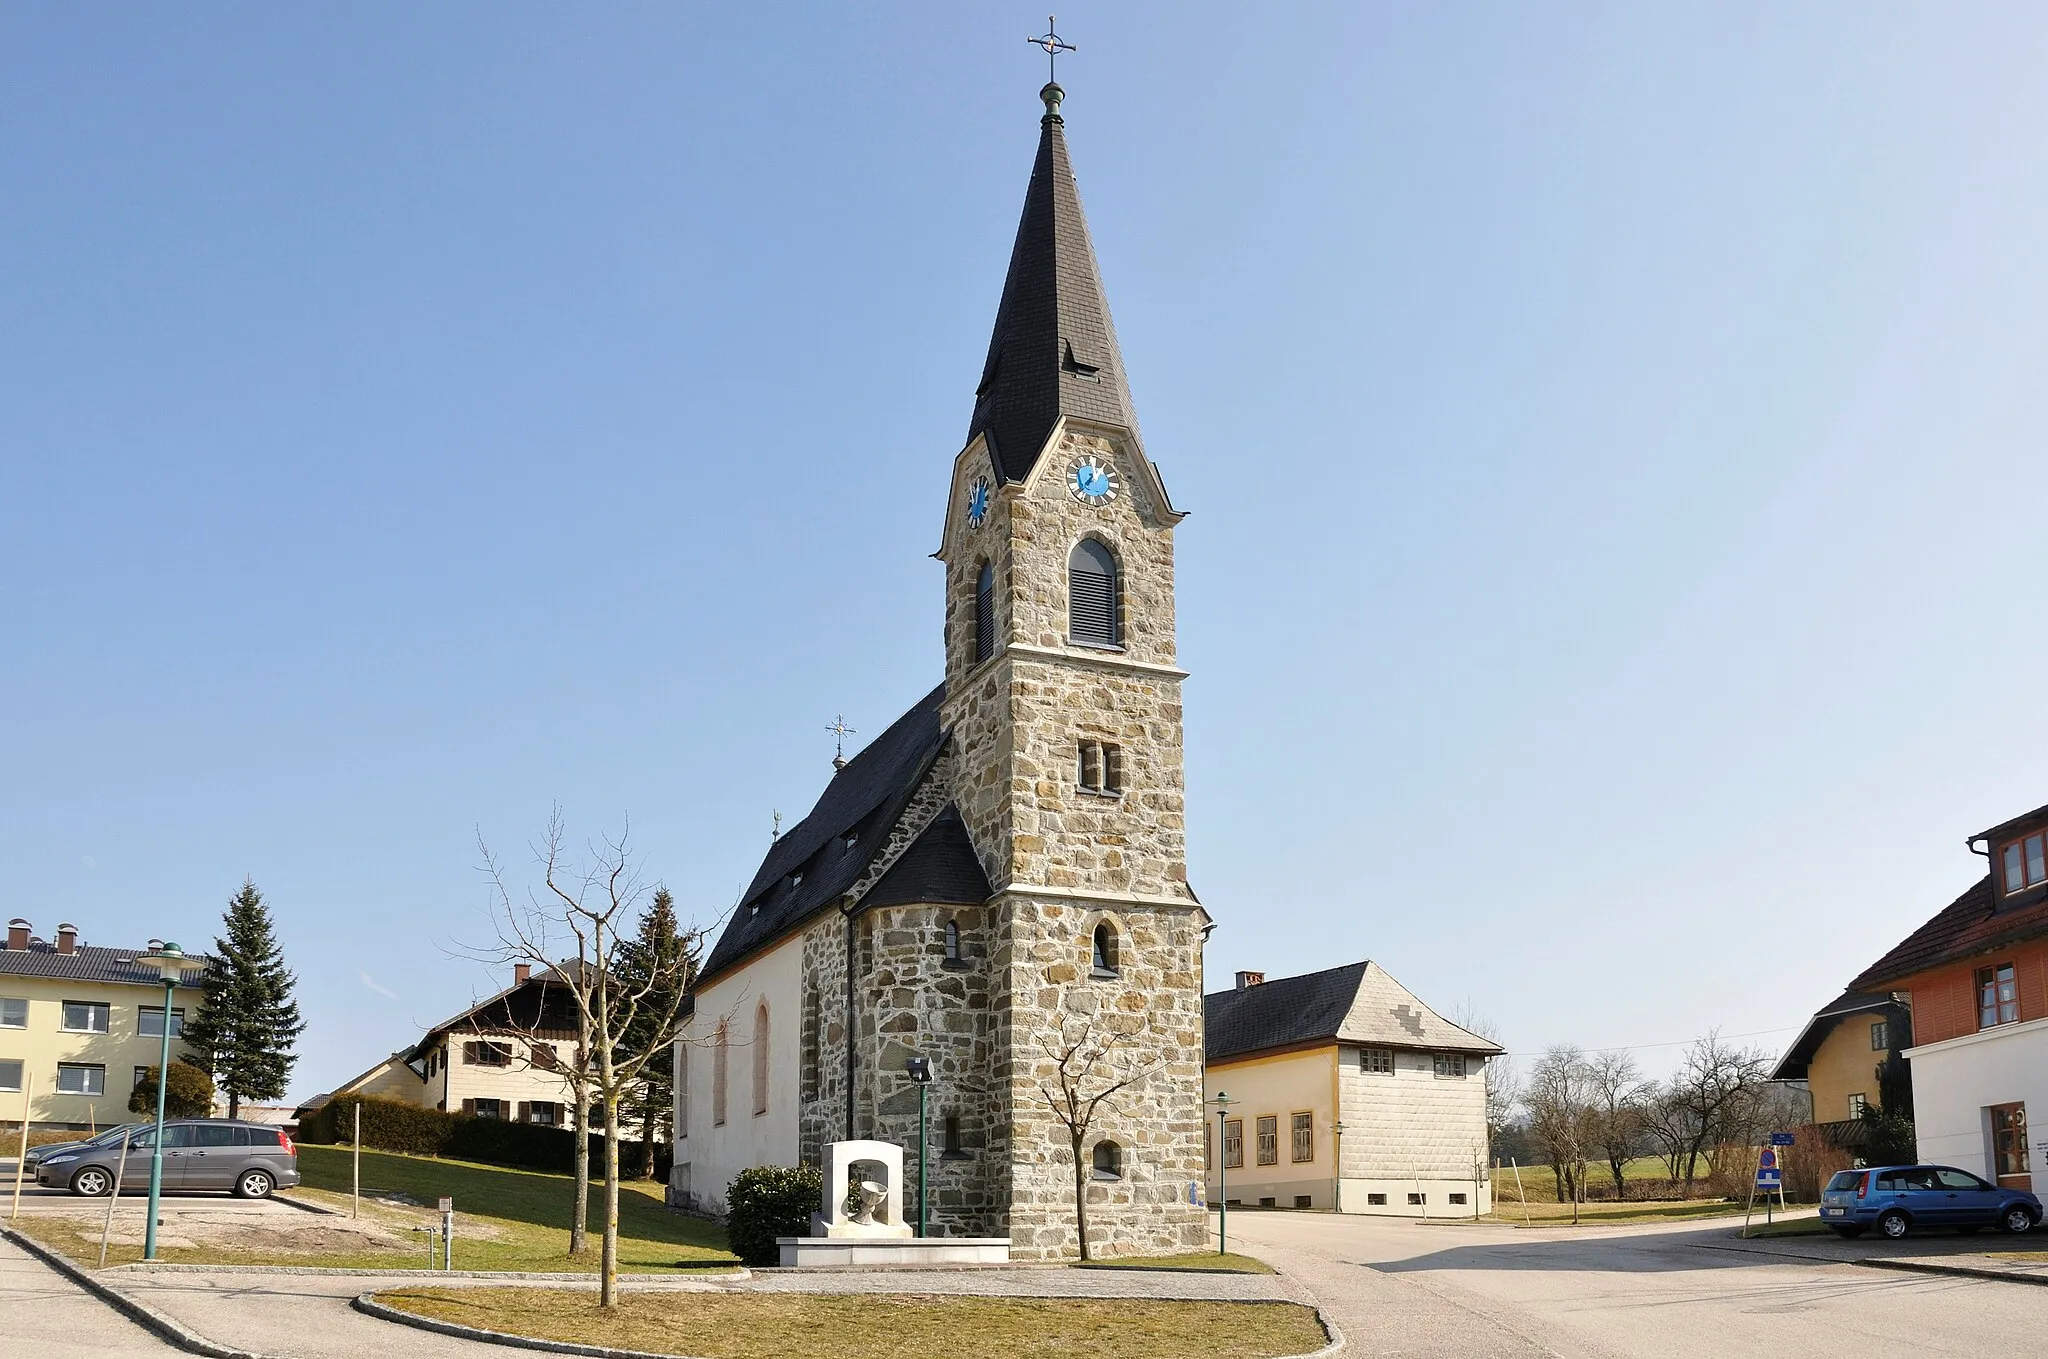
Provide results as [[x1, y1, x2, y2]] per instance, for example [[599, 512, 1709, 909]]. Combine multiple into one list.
[[1203, 962, 1501, 1215], [1845, 800, 2048, 1190]]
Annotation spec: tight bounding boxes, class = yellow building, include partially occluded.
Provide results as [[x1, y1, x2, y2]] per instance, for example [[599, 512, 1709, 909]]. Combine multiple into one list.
[[1, 918, 204, 1131], [1204, 962, 1502, 1216], [1769, 989, 1910, 1125]]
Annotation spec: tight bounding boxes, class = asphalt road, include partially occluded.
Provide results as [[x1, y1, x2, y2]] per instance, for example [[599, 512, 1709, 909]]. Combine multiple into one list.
[[1225, 1209, 2042, 1358]]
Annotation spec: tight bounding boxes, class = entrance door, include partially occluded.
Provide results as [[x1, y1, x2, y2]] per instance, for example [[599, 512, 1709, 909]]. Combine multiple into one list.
[[1991, 1103, 2031, 1191]]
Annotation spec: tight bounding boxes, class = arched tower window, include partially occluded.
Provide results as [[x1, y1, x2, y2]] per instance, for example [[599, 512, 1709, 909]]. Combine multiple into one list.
[[1068, 539, 1120, 648], [1092, 1140, 1123, 1181], [974, 560, 996, 662], [1091, 922, 1119, 978], [752, 1001, 771, 1116], [945, 919, 962, 963]]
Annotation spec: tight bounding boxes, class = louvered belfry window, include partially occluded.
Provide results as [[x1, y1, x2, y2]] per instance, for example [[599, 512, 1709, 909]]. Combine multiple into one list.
[[974, 561, 995, 663], [1068, 539, 1120, 647]]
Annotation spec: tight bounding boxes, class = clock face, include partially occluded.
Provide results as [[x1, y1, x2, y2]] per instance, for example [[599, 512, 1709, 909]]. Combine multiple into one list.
[[966, 476, 991, 528], [1069, 455, 1118, 506]]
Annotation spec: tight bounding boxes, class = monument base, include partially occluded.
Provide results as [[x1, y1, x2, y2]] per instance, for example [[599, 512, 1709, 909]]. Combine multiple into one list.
[[776, 1236, 1013, 1268], [810, 1212, 913, 1240]]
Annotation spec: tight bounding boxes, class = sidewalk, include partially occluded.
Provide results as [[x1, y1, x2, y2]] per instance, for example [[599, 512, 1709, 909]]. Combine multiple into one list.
[[1709, 1224, 2048, 1286]]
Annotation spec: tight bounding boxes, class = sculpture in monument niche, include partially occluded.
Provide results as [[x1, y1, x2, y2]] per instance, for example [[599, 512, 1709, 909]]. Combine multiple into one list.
[[776, 1140, 1011, 1267]]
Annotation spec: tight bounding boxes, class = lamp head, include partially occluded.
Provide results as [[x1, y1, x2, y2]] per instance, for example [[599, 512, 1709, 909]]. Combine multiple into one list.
[[1211, 1090, 1233, 1110], [135, 943, 191, 983], [905, 1056, 932, 1084]]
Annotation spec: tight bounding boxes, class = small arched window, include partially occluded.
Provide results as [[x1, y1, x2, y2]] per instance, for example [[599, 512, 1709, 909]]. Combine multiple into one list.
[[712, 1021, 729, 1127], [752, 1002, 771, 1116], [1068, 539, 1120, 648], [945, 919, 962, 963], [1091, 922, 1119, 978], [1092, 1140, 1123, 1181], [974, 560, 995, 663]]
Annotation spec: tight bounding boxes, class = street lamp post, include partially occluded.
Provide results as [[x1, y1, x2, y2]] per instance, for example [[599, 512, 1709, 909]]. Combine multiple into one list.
[[133, 942, 191, 1263], [1331, 1121, 1346, 1214], [1211, 1091, 1234, 1257], [905, 1056, 932, 1239]]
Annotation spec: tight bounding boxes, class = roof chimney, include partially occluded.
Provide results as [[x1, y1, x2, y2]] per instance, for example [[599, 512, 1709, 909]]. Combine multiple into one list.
[[6, 919, 28, 951], [1235, 970, 1265, 990], [56, 923, 78, 955], [513, 963, 531, 986]]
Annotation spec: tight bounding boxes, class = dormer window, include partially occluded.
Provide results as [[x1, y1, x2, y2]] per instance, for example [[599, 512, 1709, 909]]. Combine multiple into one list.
[[2001, 832, 2047, 895]]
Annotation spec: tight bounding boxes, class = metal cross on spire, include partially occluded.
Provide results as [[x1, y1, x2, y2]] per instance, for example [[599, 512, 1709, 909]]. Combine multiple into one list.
[[1028, 15, 1076, 85], [826, 714, 858, 770]]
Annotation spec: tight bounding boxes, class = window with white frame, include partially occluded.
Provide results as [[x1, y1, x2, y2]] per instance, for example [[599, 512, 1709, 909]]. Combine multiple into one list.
[[0, 1059, 21, 1092], [1256, 1114, 1279, 1166], [0, 997, 25, 1029], [1433, 1053, 1468, 1079], [1869, 1019, 1888, 1051], [472, 1098, 503, 1119], [61, 1001, 109, 1033], [56, 1063, 106, 1096], [138, 1006, 185, 1038], [1847, 1092, 1868, 1119], [1290, 1111, 1314, 1163], [1359, 1047, 1393, 1074]]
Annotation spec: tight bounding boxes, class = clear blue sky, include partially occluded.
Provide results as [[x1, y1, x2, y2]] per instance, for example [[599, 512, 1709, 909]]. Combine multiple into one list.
[[6, 4, 2046, 1100]]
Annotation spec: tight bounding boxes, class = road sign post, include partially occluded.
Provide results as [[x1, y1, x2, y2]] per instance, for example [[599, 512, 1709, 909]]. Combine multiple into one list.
[[439, 1197, 454, 1271]]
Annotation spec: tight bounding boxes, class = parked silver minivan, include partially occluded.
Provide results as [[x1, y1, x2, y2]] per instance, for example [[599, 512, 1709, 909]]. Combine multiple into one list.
[[36, 1119, 300, 1199]]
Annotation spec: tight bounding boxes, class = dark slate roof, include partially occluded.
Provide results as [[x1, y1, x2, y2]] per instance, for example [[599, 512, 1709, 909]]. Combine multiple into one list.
[[1848, 873, 2048, 992], [966, 93, 1144, 484], [861, 806, 992, 909], [698, 685, 950, 985], [0, 942, 205, 988], [1205, 963, 1369, 1064], [1768, 989, 1901, 1082]]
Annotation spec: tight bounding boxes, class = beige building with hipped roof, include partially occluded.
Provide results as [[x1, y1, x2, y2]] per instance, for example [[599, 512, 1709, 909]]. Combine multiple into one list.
[[1204, 962, 1501, 1216]]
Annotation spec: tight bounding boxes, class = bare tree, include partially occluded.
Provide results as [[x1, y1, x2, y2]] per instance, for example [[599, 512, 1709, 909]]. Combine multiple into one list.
[[1585, 1050, 1650, 1196], [478, 810, 697, 1308], [1664, 1031, 1771, 1191], [1450, 1001, 1517, 1149], [1524, 1045, 1598, 1220], [1035, 1012, 1163, 1262]]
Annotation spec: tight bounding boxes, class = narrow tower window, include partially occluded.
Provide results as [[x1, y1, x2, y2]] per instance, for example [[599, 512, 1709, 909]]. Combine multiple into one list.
[[1068, 539, 1120, 647], [752, 1002, 771, 1116], [712, 1021, 728, 1127], [1077, 740, 1124, 794], [945, 920, 962, 963], [1091, 922, 1119, 978], [974, 560, 996, 662]]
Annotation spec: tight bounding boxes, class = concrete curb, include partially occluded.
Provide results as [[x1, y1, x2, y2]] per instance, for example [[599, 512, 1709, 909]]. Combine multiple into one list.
[[114, 1261, 749, 1281], [1854, 1256, 2048, 1288], [352, 1288, 1347, 1359], [267, 1192, 343, 1217], [1, 1225, 279, 1359]]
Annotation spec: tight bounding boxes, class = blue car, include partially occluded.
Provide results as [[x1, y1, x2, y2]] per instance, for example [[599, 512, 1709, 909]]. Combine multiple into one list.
[[1820, 1164, 2041, 1239]]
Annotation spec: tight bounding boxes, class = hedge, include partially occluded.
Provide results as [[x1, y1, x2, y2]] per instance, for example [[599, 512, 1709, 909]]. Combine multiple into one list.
[[298, 1093, 670, 1179]]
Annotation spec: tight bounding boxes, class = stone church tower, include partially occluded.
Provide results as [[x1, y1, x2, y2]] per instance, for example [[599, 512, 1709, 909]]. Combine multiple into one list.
[[674, 81, 1208, 1261]]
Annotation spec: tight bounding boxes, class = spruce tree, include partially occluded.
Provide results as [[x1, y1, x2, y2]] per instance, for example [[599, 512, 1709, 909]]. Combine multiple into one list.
[[618, 887, 698, 1178], [181, 879, 306, 1119]]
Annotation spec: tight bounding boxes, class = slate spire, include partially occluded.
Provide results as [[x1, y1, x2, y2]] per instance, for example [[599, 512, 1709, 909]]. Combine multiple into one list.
[[966, 82, 1144, 483]]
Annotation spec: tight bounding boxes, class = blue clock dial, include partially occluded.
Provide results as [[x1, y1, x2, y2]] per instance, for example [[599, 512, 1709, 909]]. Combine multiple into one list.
[[1067, 455, 1118, 506], [966, 477, 991, 528]]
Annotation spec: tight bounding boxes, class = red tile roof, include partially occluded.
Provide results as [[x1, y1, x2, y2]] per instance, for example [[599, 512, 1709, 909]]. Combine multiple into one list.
[[1849, 874, 2048, 992]]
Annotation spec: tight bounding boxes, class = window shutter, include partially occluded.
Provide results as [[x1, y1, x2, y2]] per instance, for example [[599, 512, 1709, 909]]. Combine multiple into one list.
[[517, 1101, 530, 1123], [974, 562, 995, 662], [463, 1041, 476, 1064], [461, 1098, 476, 1117], [1068, 540, 1119, 646], [1104, 744, 1124, 792]]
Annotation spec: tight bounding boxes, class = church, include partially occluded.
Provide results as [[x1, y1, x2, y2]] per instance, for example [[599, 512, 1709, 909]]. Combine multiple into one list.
[[669, 76, 1211, 1261]]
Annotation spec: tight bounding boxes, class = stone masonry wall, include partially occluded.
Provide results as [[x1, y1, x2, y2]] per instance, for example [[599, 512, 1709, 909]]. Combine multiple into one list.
[[996, 893, 1210, 1259]]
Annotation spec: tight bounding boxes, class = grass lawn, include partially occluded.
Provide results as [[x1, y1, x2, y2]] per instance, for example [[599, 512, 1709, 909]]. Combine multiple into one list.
[[12, 1145, 735, 1272], [1076, 1251, 1274, 1273], [376, 1288, 1327, 1359], [1479, 1198, 1750, 1228]]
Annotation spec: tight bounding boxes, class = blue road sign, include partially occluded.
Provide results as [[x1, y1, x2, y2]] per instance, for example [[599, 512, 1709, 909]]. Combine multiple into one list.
[[1769, 1132, 1795, 1146], [1756, 1169, 1783, 1187]]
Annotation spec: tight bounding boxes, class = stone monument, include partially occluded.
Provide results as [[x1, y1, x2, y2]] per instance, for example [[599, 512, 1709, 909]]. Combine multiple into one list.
[[777, 1139, 1011, 1268]]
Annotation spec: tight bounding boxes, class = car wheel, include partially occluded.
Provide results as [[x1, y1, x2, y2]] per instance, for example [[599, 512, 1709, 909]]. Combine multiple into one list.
[[1829, 1226, 1864, 1239], [235, 1169, 274, 1199], [1878, 1210, 1910, 1240], [69, 1166, 114, 1198], [2003, 1206, 2035, 1234]]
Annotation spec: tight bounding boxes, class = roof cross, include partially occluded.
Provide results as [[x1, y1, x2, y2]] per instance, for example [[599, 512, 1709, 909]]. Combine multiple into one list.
[[1028, 16, 1076, 85], [826, 714, 858, 770]]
